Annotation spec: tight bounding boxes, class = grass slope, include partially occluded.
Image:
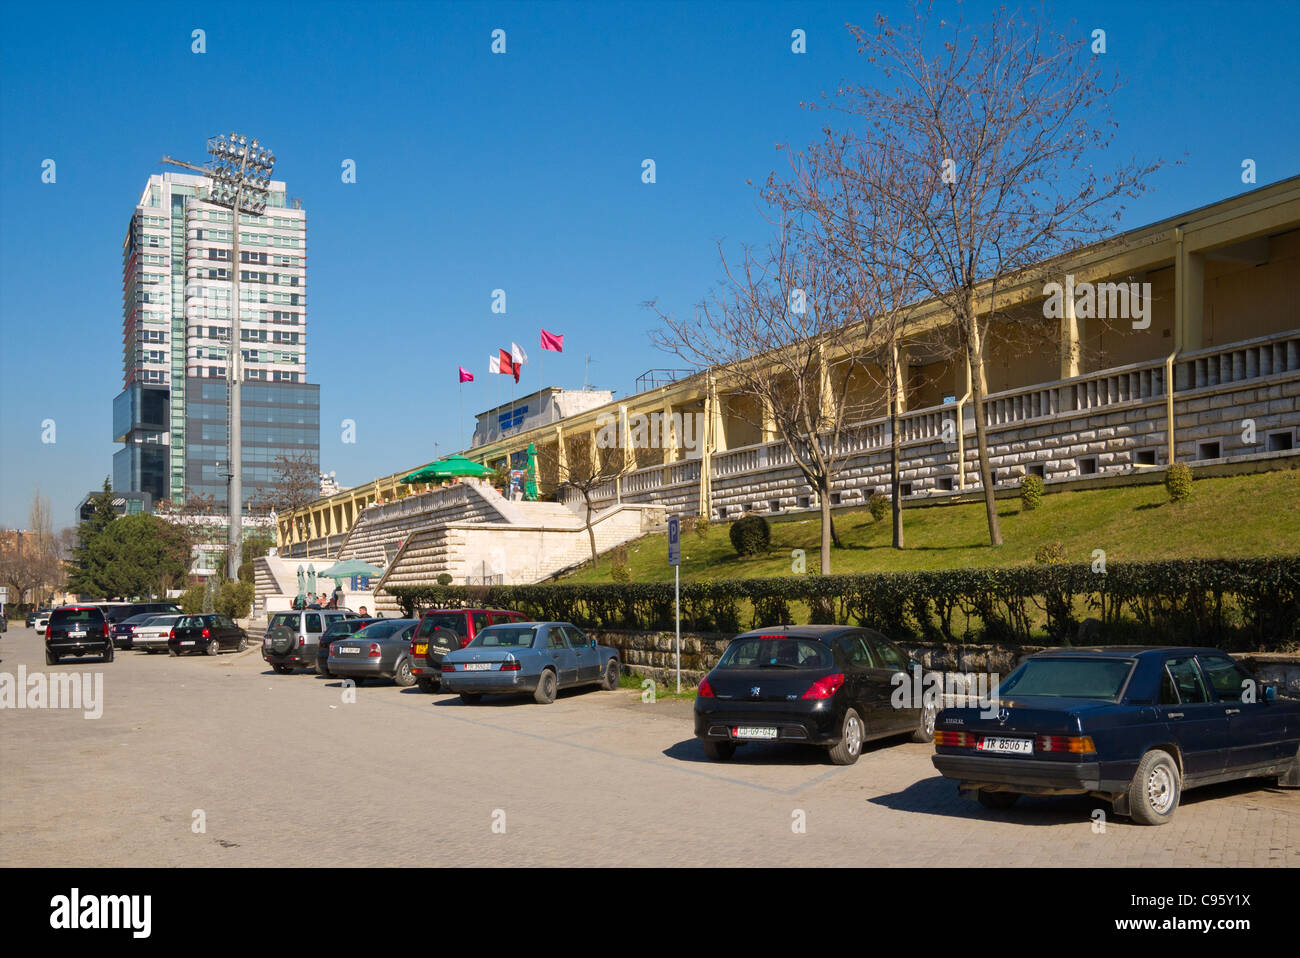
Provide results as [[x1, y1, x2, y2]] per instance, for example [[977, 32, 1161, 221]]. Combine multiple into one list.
[[563, 470, 1300, 583]]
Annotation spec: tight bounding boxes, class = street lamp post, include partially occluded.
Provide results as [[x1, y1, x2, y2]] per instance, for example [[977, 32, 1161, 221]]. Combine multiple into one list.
[[163, 133, 275, 580]]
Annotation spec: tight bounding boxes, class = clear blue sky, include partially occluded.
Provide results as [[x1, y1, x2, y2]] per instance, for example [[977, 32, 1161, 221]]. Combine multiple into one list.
[[2, 0, 1297, 530]]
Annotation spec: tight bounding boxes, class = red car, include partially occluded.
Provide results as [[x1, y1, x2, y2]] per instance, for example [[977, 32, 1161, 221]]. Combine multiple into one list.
[[410, 608, 530, 692]]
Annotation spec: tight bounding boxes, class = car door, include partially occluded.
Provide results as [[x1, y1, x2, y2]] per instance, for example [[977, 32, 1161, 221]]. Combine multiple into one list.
[[544, 626, 579, 687], [1197, 652, 1288, 770], [862, 632, 915, 733], [1159, 655, 1228, 782], [564, 625, 599, 682], [832, 634, 874, 727], [303, 612, 324, 656]]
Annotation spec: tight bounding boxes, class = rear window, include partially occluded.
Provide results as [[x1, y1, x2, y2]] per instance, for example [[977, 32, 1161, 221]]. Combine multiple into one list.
[[323, 620, 367, 638], [353, 620, 413, 640], [717, 636, 832, 669], [50, 608, 105, 628], [469, 626, 537, 649], [1001, 658, 1135, 701], [176, 616, 210, 630], [418, 613, 468, 639], [268, 613, 300, 630]]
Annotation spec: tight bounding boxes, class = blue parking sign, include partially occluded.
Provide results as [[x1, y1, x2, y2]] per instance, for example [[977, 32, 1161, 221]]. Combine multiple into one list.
[[667, 515, 680, 566]]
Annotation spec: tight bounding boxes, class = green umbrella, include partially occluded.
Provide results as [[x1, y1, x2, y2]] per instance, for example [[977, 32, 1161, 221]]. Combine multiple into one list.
[[316, 559, 384, 579], [525, 443, 538, 501], [400, 455, 496, 483], [306, 564, 317, 596]]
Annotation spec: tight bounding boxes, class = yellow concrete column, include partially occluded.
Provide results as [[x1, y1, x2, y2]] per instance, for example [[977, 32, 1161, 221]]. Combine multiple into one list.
[[555, 424, 567, 478], [761, 396, 777, 442], [816, 342, 834, 427], [1175, 230, 1205, 351], [618, 403, 631, 473], [1059, 289, 1081, 379]]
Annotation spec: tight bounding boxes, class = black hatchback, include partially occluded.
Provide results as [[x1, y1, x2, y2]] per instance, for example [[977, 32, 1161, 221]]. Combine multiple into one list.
[[45, 606, 114, 665], [694, 625, 936, 765], [167, 614, 248, 656]]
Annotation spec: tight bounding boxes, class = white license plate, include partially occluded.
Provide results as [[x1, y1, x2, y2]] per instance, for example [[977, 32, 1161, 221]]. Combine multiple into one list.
[[181, 641, 194, 646], [979, 736, 1033, 755], [338, 647, 360, 655], [464, 663, 492, 671], [733, 727, 778, 740], [69, 631, 86, 638]]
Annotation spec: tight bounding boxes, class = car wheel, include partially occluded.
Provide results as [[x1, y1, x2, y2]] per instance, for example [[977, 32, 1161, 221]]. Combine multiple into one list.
[[393, 658, 416, 687], [316, 660, 331, 678], [534, 669, 557, 704], [977, 790, 1020, 810], [1128, 749, 1180, 825], [168, 648, 179, 657], [206, 638, 220, 656], [459, 693, 482, 705], [271, 663, 293, 674], [701, 739, 735, 761], [237, 636, 248, 652], [601, 659, 620, 691], [45, 649, 58, 666], [828, 708, 865, 765], [417, 677, 440, 693], [104, 644, 115, 663], [913, 702, 938, 743]]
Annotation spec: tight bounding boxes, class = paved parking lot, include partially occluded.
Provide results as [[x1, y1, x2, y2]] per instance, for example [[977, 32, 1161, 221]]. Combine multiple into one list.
[[2, 626, 1296, 867]]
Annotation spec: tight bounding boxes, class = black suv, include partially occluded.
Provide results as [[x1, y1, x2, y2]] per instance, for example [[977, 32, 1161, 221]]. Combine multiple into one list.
[[46, 606, 114, 665]]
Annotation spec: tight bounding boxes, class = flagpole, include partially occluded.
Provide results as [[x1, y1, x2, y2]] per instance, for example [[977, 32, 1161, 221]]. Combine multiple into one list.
[[459, 380, 464, 452]]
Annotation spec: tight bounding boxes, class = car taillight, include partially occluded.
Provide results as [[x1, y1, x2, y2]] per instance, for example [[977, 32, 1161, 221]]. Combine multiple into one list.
[[201, 628, 211, 639], [45, 626, 51, 639], [698, 677, 714, 698], [934, 730, 977, 748], [801, 673, 845, 700], [169, 629, 175, 639], [367, 643, 381, 658], [298, 636, 305, 647], [500, 660, 521, 671], [103, 624, 110, 637], [441, 663, 455, 673], [1035, 734, 1097, 754]]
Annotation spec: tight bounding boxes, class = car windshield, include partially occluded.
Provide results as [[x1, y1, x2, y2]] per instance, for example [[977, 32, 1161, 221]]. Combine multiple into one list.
[[1001, 658, 1135, 701], [468, 626, 537, 648], [145, 615, 180, 628], [353, 621, 412, 640], [417, 613, 467, 638], [716, 637, 832, 669], [50, 608, 103, 627]]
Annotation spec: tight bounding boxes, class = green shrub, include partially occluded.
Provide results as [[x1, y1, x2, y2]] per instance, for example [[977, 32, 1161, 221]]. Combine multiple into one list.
[[180, 584, 205, 614], [1166, 462, 1193, 503], [868, 493, 889, 522], [1034, 541, 1067, 565], [694, 517, 711, 539], [1020, 474, 1044, 512], [611, 565, 631, 583], [728, 515, 771, 556], [216, 580, 253, 619], [436, 573, 453, 586]]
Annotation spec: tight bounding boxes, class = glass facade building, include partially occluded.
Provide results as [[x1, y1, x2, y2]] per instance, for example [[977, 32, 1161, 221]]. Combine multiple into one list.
[[112, 171, 317, 513]]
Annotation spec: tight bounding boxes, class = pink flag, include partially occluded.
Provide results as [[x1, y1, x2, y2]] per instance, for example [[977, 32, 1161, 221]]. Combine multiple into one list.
[[458, 366, 474, 383], [540, 329, 564, 352]]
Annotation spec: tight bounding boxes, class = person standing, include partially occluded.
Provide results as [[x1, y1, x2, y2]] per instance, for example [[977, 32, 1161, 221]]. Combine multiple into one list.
[[331, 582, 344, 609]]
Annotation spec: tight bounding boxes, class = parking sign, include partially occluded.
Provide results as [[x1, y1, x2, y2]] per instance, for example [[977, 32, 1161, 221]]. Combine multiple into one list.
[[667, 515, 680, 567]]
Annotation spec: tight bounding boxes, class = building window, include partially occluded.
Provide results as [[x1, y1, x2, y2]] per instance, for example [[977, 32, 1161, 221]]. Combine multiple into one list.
[[830, 491, 842, 505], [1134, 449, 1157, 466], [1077, 456, 1098, 476], [1197, 441, 1221, 461], [1027, 463, 1046, 479], [899, 482, 913, 497], [797, 495, 811, 509], [1266, 431, 1294, 452], [769, 499, 782, 513], [937, 476, 955, 491]]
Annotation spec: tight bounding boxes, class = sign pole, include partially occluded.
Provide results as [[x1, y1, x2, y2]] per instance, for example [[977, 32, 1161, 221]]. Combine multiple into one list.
[[668, 514, 681, 693]]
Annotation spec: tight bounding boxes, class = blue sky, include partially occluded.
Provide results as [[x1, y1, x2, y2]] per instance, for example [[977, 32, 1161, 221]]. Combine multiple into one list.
[[2, 0, 1297, 529]]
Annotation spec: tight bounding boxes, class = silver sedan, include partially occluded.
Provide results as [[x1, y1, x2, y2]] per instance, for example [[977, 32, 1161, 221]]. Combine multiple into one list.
[[327, 619, 420, 686]]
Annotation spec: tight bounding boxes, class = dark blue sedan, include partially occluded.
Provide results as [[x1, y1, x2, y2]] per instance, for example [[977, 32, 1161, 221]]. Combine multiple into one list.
[[932, 646, 1300, 825]]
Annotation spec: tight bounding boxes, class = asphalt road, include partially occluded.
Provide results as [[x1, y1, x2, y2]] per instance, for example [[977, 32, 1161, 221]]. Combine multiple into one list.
[[2, 626, 1296, 867]]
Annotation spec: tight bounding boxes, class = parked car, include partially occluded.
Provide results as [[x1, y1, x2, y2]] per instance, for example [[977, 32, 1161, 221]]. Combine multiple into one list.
[[411, 607, 530, 692], [133, 614, 182, 654], [931, 646, 1300, 825], [315, 617, 379, 677], [27, 608, 50, 629], [167, 614, 248, 656], [694, 625, 936, 765], [34, 610, 52, 633], [112, 611, 171, 649], [327, 619, 420, 686], [45, 606, 114, 665], [262, 609, 359, 674], [440, 621, 620, 705]]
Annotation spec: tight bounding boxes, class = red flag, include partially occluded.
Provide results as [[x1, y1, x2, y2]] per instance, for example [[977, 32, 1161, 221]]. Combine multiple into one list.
[[458, 366, 474, 383], [498, 348, 518, 382], [540, 329, 564, 352]]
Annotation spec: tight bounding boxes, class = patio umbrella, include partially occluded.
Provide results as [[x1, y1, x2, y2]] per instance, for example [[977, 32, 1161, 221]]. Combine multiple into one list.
[[525, 443, 538, 501], [400, 455, 496, 483], [306, 564, 317, 596], [316, 559, 384, 579]]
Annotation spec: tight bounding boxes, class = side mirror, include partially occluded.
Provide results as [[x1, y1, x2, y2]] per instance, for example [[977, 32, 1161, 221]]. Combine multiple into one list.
[[1261, 682, 1277, 703]]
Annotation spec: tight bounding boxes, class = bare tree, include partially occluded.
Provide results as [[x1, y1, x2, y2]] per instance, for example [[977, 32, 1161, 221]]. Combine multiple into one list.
[[650, 222, 862, 573], [830, 3, 1159, 546], [536, 436, 634, 569], [257, 451, 321, 556], [768, 132, 939, 548]]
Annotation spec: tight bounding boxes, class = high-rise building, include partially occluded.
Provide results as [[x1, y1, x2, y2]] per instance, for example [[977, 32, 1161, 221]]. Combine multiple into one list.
[[113, 171, 320, 514]]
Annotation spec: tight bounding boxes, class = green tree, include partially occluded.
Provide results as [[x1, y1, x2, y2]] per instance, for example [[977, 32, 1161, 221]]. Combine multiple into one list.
[[72, 511, 190, 600], [66, 478, 119, 597]]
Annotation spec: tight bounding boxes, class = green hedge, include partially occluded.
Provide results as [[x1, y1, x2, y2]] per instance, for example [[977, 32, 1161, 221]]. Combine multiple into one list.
[[387, 556, 1300, 652]]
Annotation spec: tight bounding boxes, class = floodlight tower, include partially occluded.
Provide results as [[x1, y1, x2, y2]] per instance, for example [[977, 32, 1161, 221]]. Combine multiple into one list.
[[163, 133, 275, 579]]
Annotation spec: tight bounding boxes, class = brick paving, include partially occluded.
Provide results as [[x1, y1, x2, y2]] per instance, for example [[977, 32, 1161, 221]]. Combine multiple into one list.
[[1, 626, 1296, 867]]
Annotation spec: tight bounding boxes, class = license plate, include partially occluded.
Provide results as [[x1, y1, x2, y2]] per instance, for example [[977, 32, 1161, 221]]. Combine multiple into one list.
[[464, 663, 491, 671], [414, 643, 427, 655], [70, 631, 86, 638], [338, 647, 359, 655], [181, 641, 194, 646], [979, 736, 1034, 755], [733, 727, 778, 740]]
